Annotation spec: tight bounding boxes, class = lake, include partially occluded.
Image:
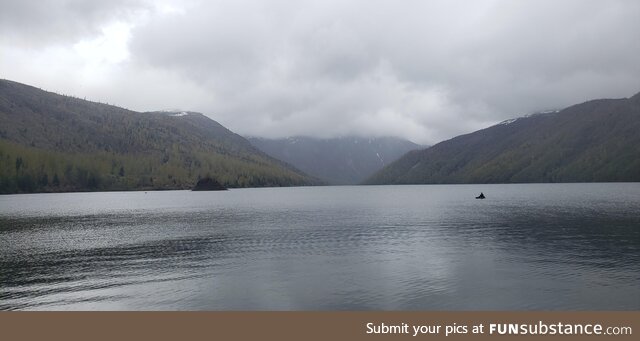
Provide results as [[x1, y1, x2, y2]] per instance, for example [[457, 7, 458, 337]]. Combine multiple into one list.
[[1, 184, 639, 310]]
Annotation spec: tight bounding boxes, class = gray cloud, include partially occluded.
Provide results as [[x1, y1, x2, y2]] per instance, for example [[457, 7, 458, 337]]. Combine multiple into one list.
[[0, 0, 149, 46], [2, 0, 639, 144]]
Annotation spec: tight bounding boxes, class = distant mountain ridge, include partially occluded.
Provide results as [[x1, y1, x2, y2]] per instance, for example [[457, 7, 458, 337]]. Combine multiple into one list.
[[0, 79, 318, 193], [248, 136, 422, 184], [365, 92, 640, 184]]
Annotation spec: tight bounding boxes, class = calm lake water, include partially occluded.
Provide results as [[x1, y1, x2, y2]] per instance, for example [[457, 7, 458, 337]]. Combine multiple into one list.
[[1, 184, 639, 310]]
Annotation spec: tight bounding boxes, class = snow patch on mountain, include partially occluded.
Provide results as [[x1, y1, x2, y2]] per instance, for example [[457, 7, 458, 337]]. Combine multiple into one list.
[[499, 118, 518, 125]]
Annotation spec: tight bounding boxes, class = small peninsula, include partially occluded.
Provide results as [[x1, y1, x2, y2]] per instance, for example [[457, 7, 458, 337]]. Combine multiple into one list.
[[192, 177, 228, 191]]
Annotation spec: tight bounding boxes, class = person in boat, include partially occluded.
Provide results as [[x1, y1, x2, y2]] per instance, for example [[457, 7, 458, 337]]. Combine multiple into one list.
[[476, 192, 485, 199]]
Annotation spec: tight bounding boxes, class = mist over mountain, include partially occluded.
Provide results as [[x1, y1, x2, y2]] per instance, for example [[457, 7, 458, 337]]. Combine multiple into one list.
[[248, 136, 421, 185], [0, 79, 318, 193], [365, 92, 640, 185]]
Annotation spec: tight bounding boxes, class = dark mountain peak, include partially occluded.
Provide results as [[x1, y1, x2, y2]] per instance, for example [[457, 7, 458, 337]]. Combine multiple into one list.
[[248, 136, 421, 185]]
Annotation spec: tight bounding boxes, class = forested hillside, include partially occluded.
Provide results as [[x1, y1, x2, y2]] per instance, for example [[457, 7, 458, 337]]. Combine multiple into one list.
[[0, 79, 317, 193], [365, 92, 640, 184]]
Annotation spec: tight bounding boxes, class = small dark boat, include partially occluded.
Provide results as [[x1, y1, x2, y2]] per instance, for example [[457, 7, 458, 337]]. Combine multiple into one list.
[[475, 192, 485, 199]]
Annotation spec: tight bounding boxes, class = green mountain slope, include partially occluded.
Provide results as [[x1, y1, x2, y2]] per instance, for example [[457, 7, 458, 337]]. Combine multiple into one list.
[[0, 79, 317, 193], [365, 92, 640, 184], [248, 136, 422, 185]]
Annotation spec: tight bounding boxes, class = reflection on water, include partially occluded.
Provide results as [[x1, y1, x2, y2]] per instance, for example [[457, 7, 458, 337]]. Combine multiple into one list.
[[1, 184, 639, 310]]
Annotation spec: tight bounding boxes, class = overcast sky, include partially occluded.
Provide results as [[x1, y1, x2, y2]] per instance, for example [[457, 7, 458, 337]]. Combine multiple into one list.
[[1, 0, 639, 144]]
